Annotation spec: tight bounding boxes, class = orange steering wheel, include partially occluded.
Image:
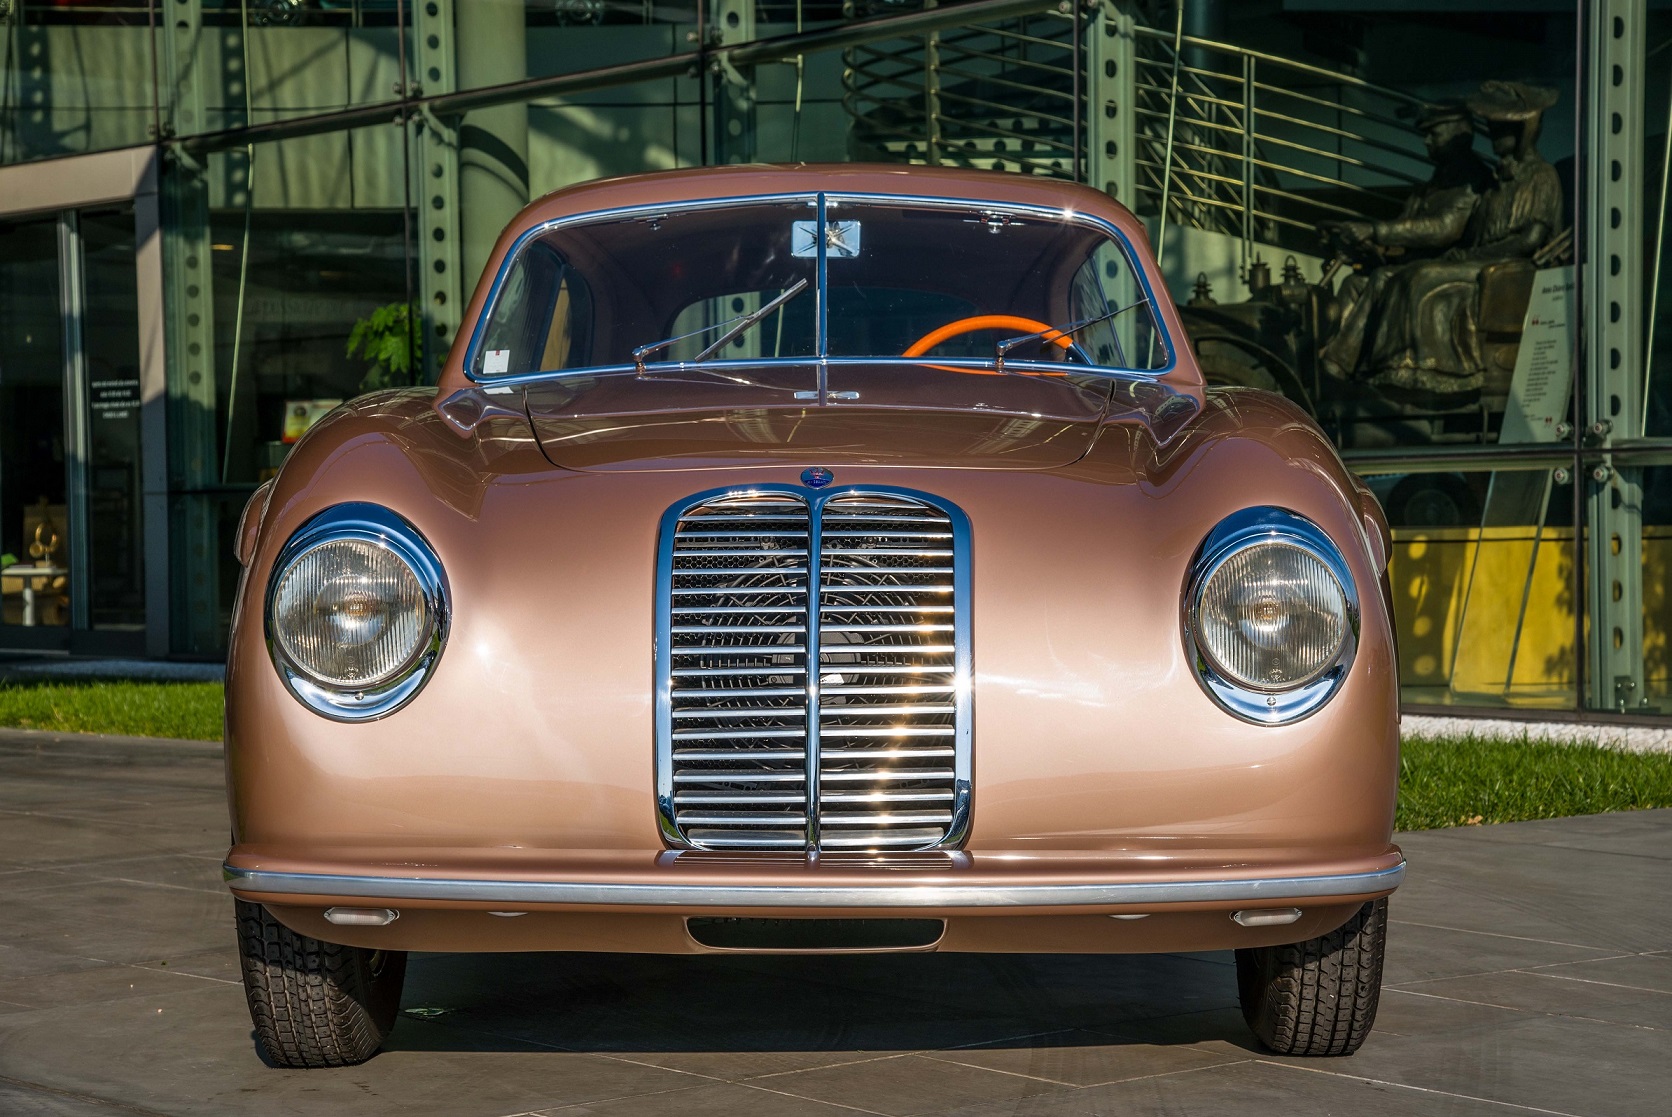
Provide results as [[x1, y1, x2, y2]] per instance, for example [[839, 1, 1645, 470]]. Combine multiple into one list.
[[903, 314, 1077, 358]]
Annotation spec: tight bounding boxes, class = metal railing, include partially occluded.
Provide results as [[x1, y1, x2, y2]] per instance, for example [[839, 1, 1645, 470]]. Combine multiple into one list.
[[1132, 27, 1432, 249], [840, 3, 1434, 258], [844, 9, 1082, 178]]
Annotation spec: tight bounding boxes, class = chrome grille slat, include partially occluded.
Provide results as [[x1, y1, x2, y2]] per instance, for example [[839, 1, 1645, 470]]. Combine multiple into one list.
[[675, 645, 808, 655], [822, 789, 956, 803], [819, 768, 956, 782], [659, 488, 968, 853], [673, 770, 807, 783]]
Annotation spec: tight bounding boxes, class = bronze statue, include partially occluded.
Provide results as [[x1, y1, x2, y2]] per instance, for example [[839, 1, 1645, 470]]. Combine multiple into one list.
[[1318, 102, 1494, 381], [1355, 81, 1564, 399]]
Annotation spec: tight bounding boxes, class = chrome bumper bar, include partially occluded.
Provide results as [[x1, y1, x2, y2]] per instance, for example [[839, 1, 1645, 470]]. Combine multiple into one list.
[[225, 862, 1403, 909]]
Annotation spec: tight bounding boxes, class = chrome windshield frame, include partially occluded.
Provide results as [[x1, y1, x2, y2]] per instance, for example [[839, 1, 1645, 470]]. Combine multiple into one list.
[[461, 190, 1177, 389]]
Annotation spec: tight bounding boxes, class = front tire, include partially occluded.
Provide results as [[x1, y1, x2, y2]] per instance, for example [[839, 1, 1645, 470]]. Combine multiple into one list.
[[1235, 898, 1388, 1056], [236, 899, 407, 1067]]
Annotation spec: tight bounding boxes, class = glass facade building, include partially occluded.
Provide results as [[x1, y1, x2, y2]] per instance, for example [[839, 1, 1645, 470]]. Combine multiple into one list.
[[0, 0, 1668, 717]]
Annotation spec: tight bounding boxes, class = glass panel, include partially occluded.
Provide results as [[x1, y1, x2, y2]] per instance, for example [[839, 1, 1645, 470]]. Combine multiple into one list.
[[822, 201, 1167, 369], [0, 215, 68, 634], [473, 199, 819, 376], [0, 2, 157, 166], [1625, 464, 1672, 713], [1366, 466, 1578, 710], [212, 206, 413, 486], [79, 207, 145, 631], [1145, 5, 1580, 452], [155, 1, 405, 140], [448, 0, 699, 99]]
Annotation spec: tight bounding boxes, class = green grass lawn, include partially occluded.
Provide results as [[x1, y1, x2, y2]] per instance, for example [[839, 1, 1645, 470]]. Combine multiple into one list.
[[2, 679, 1671, 829], [0, 679, 223, 741], [1397, 733, 1672, 830]]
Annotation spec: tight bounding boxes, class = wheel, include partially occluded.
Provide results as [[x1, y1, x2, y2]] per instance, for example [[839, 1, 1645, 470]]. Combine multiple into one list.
[[236, 899, 407, 1068], [1383, 473, 1481, 527], [1235, 898, 1388, 1056]]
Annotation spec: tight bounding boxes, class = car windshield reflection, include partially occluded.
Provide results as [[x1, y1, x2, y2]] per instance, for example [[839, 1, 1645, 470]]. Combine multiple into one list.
[[469, 195, 1171, 383]]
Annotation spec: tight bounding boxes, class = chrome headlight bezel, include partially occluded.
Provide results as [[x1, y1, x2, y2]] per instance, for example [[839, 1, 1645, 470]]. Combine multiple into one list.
[[1183, 507, 1359, 725], [263, 503, 449, 722]]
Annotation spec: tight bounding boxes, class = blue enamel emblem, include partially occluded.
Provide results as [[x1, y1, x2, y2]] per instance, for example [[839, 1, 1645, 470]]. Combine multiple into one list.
[[801, 467, 835, 489]]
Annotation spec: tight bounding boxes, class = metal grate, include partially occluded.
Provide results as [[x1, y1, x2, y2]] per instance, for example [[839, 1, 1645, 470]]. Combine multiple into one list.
[[657, 487, 970, 853]]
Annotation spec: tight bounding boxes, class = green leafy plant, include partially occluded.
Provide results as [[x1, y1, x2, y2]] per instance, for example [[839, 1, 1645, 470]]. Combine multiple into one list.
[[346, 302, 421, 392]]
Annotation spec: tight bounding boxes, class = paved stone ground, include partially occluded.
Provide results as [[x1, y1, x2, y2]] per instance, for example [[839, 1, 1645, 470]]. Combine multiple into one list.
[[0, 729, 1666, 1117]]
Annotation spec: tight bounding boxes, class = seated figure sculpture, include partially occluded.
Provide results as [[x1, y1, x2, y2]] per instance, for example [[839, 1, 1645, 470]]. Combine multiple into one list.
[[1352, 81, 1563, 400], [1318, 101, 1494, 381]]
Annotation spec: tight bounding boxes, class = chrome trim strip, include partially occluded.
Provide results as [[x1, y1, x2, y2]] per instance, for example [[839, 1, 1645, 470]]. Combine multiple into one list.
[[470, 355, 1164, 392], [654, 483, 973, 854], [463, 190, 1177, 385], [264, 503, 450, 723], [1181, 507, 1361, 726], [804, 487, 825, 851], [224, 862, 1404, 908]]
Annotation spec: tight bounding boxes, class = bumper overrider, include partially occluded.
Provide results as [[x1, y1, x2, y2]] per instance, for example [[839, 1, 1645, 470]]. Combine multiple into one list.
[[225, 850, 1404, 953]]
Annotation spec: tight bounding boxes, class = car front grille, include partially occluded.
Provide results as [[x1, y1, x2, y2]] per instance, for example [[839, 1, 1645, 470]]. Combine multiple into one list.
[[656, 486, 971, 852]]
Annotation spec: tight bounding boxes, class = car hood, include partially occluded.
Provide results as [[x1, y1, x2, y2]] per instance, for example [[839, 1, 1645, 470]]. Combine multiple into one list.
[[513, 363, 1118, 472]]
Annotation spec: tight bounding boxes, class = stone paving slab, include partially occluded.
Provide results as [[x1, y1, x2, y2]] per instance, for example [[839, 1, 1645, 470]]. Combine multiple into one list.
[[0, 728, 1666, 1116]]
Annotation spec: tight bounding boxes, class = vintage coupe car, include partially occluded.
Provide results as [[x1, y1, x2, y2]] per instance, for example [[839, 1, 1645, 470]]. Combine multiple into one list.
[[224, 164, 1402, 1068]]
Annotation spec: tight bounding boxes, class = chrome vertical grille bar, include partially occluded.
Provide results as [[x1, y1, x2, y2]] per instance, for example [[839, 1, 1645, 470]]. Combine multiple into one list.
[[656, 485, 971, 853], [804, 500, 824, 852]]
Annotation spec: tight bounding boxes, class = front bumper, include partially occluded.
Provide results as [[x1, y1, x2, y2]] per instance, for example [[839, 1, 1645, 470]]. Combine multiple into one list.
[[225, 847, 1403, 953], [226, 861, 1403, 911]]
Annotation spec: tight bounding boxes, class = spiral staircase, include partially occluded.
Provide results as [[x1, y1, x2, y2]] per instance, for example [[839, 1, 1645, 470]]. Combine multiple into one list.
[[840, 0, 1434, 260]]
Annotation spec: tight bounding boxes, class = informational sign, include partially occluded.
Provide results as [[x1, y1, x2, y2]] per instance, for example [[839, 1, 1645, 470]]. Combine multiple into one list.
[[1499, 266, 1576, 445], [281, 399, 342, 443], [89, 377, 141, 422]]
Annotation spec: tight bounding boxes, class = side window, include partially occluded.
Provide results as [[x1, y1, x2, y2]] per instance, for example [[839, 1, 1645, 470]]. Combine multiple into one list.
[[1069, 240, 1167, 371], [476, 242, 592, 376]]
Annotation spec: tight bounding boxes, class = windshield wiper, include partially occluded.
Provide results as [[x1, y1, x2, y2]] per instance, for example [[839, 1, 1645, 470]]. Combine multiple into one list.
[[632, 278, 810, 373], [993, 297, 1151, 372]]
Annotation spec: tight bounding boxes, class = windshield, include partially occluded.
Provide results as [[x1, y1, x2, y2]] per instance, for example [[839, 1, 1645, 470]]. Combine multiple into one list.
[[470, 194, 1170, 380]]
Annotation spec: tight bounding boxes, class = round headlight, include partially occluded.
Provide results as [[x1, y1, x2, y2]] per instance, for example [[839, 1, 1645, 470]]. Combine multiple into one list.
[[271, 538, 429, 688], [1194, 541, 1348, 691], [1184, 507, 1359, 725], [265, 504, 448, 720]]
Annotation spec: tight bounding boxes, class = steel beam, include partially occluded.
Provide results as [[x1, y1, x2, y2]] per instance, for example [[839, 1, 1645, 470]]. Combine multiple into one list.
[[1085, 0, 1136, 204], [710, 0, 757, 164], [159, 3, 223, 655], [1584, 0, 1648, 710], [413, 0, 463, 382], [175, 0, 1059, 156]]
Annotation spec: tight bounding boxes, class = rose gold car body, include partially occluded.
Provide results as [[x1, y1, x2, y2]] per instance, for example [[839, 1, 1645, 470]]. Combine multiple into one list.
[[224, 165, 1400, 958]]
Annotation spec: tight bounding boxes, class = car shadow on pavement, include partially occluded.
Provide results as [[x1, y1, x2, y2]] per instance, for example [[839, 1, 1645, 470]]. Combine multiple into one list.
[[381, 948, 1264, 1056]]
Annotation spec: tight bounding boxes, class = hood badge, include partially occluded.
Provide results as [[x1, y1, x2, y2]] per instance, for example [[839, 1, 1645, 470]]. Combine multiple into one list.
[[801, 467, 835, 489]]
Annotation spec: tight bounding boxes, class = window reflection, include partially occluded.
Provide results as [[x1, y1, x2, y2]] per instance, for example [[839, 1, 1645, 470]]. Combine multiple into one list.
[[1368, 467, 1577, 710]]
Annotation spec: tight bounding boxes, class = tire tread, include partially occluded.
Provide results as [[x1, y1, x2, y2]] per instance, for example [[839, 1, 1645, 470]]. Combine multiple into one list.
[[1236, 898, 1388, 1057], [236, 899, 405, 1068]]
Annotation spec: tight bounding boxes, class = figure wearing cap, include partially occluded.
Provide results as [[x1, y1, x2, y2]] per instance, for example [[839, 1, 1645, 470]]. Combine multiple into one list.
[[1326, 102, 1494, 263], [1319, 101, 1495, 380], [1356, 81, 1565, 398]]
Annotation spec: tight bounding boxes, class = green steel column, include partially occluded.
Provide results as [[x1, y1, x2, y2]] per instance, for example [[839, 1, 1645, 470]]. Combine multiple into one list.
[[1085, 0, 1136, 203], [710, 0, 756, 164], [413, 0, 463, 381], [455, 0, 528, 293], [1585, 0, 1648, 710], [159, 2, 222, 655]]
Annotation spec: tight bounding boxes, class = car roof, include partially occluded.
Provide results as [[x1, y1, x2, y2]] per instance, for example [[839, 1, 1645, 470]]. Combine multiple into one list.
[[436, 164, 1193, 395]]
